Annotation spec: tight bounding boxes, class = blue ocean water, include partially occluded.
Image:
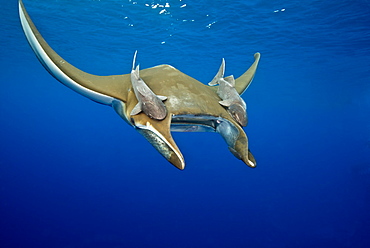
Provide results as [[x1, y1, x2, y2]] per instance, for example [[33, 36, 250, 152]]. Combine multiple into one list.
[[1, 0, 370, 247]]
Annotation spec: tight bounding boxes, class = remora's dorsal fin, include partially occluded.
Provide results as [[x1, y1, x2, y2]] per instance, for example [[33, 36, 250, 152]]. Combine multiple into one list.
[[224, 75, 235, 87], [234, 53, 261, 95], [208, 58, 225, 86], [18, 0, 131, 104]]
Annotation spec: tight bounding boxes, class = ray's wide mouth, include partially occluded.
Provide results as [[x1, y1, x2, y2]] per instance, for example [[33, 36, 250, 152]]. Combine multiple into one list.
[[170, 114, 240, 148]]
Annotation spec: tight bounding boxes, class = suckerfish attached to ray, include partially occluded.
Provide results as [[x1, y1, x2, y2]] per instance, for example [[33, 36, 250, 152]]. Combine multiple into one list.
[[130, 50, 168, 121], [209, 58, 248, 127]]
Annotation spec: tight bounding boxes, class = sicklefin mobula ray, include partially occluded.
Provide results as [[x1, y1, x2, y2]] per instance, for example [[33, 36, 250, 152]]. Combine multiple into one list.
[[18, 0, 261, 170]]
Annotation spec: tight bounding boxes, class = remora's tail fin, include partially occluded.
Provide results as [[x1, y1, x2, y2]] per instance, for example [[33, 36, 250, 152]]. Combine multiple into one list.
[[132, 50, 138, 71], [208, 58, 225, 86]]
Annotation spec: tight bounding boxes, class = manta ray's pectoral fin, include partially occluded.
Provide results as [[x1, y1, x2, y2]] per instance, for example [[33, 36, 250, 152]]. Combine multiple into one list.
[[19, 0, 132, 105], [234, 53, 261, 95]]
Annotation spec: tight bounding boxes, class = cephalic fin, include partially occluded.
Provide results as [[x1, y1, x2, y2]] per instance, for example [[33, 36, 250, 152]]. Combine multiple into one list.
[[131, 113, 185, 170], [130, 102, 142, 116], [208, 58, 225, 86]]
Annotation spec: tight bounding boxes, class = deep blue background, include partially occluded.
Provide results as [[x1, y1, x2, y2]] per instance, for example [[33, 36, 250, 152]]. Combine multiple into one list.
[[1, 0, 370, 247]]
